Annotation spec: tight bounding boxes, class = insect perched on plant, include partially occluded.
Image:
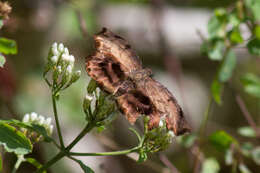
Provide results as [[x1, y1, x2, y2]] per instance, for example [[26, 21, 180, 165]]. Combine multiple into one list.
[[86, 28, 191, 136]]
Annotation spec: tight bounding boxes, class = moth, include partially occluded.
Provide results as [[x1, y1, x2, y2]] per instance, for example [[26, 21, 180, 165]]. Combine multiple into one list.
[[86, 28, 191, 136]]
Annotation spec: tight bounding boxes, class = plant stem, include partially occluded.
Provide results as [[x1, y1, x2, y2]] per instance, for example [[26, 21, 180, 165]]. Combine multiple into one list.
[[36, 123, 95, 172], [69, 146, 140, 156], [11, 155, 25, 173], [199, 97, 214, 136], [35, 151, 66, 173], [52, 94, 65, 148]]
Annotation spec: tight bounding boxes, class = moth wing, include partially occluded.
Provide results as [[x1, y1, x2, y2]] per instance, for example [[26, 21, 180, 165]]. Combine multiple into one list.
[[137, 78, 191, 136]]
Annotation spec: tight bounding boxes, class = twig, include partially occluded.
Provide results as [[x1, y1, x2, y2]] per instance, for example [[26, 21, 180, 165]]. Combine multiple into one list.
[[75, 9, 89, 39], [235, 94, 260, 138], [159, 153, 180, 173]]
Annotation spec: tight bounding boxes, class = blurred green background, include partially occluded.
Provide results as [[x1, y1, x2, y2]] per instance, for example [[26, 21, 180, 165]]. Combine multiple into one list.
[[0, 0, 259, 172]]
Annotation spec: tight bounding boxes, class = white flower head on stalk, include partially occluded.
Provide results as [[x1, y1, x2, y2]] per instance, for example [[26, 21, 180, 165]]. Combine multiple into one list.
[[51, 42, 59, 56], [66, 65, 73, 75], [168, 131, 175, 138], [22, 112, 54, 136]]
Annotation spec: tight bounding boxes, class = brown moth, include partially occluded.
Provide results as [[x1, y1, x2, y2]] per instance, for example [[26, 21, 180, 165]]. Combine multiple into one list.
[[86, 28, 191, 136]]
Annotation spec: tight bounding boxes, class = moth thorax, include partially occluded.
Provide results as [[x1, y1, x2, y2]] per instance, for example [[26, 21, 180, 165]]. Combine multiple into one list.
[[129, 68, 152, 81]]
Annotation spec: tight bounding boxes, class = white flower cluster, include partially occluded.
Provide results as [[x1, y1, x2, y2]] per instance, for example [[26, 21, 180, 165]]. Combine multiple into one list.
[[23, 112, 53, 136], [44, 42, 81, 89], [50, 42, 77, 76]]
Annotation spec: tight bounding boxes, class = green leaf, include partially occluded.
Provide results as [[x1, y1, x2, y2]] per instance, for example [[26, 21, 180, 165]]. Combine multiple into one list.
[[201, 158, 220, 173], [211, 79, 223, 105], [209, 130, 237, 151], [0, 37, 17, 54], [225, 149, 233, 165], [73, 158, 94, 173], [241, 142, 254, 157], [230, 29, 244, 44], [26, 158, 46, 173], [0, 119, 53, 142], [254, 25, 260, 40], [228, 13, 240, 27], [218, 50, 236, 82], [241, 73, 260, 98], [247, 38, 260, 55], [208, 40, 225, 60], [87, 79, 97, 94], [0, 54, 5, 67], [239, 163, 252, 173], [177, 134, 197, 148], [245, 0, 260, 20], [238, 126, 256, 137], [0, 123, 32, 155], [252, 146, 260, 165]]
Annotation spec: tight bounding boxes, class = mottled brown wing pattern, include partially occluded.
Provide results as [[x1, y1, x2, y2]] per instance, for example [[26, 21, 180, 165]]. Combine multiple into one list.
[[86, 28, 191, 136]]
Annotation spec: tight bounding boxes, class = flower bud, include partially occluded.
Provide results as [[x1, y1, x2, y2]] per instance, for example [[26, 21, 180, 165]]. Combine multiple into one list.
[[51, 56, 58, 63], [58, 43, 64, 52], [30, 112, 37, 121], [23, 113, 30, 123]]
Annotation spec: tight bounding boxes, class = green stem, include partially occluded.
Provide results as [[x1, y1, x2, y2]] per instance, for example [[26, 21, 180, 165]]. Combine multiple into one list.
[[199, 97, 214, 137], [69, 146, 140, 156], [12, 155, 25, 173], [36, 123, 95, 172], [35, 152, 66, 173], [52, 94, 65, 148]]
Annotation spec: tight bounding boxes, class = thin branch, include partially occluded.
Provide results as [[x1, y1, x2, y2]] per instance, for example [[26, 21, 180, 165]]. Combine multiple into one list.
[[75, 9, 89, 39], [159, 153, 180, 173], [235, 94, 260, 138]]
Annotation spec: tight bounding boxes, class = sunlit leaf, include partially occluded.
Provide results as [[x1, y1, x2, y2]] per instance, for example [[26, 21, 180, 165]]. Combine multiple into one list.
[[26, 158, 46, 173], [201, 158, 220, 173], [208, 40, 225, 60], [225, 149, 233, 165], [252, 146, 260, 165], [209, 130, 237, 151], [0, 123, 32, 155], [211, 79, 223, 105], [177, 134, 197, 148], [245, 0, 260, 20], [247, 38, 260, 55], [218, 50, 236, 82], [230, 29, 243, 44], [241, 142, 254, 157], [241, 73, 260, 98], [0, 54, 5, 67], [0, 37, 17, 54], [254, 25, 260, 40], [238, 126, 256, 137], [239, 163, 252, 173]]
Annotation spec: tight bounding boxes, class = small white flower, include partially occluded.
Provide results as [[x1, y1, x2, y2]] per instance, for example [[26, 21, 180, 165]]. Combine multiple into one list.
[[45, 117, 52, 126], [61, 53, 70, 62], [69, 55, 75, 63], [23, 114, 30, 123], [57, 66, 62, 73], [30, 112, 38, 121], [168, 131, 175, 138], [159, 120, 164, 127], [52, 42, 57, 49], [66, 65, 73, 74], [75, 70, 81, 76], [48, 125, 54, 135], [58, 43, 64, 52], [64, 47, 69, 55], [38, 115, 45, 125], [51, 56, 58, 63], [85, 93, 93, 101]]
